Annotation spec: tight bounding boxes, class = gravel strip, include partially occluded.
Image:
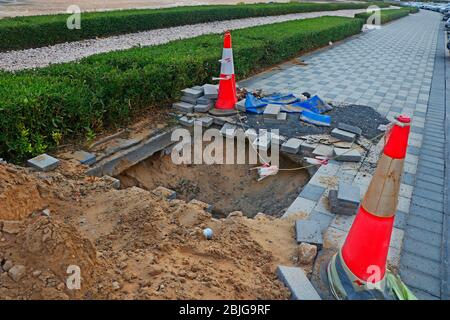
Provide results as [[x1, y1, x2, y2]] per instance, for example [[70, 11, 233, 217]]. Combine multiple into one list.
[[0, 9, 369, 72]]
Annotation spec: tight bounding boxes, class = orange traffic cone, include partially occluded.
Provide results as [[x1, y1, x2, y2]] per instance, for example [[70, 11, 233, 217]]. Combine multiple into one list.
[[209, 31, 238, 116], [327, 115, 411, 300]]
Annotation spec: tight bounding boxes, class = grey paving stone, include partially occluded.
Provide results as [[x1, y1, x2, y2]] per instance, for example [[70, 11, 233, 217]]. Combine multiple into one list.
[[331, 128, 356, 142], [401, 253, 441, 279], [415, 173, 444, 186], [410, 288, 440, 300], [413, 188, 444, 202], [263, 104, 280, 119], [276, 266, 321, 300], [203, 84, 218, 99], [400, 268, 441, 298], [401, 172, 416, 186], [333, 148, 361, 162], [194, 104, 211, 113], [308, 210, 333, 233], [173, 101, 194, 113], [337, 123, 362, 136], [300, 141, 317, 153], [403, 237, 441, 262], [394, 211, 407, 230], [409, 204, 443, 224], [220, 123, 237, 138], [179, 116, 194, 127], [415, 179, 444, 193], [412, 196, 444, 212], [300, 184, 326, 202], [181, 87, 203, 98], [236, 99, 246, 112], [295, 220, 323, 246], [194, 117, 213, 128], [407, 214, 443, 234], [180, 95, 198, 104], [337, 182, 360, 206], [196, 96, 213, 106], [27, 154, 60, 172], [404, 225, 442, 246], [281, 138, 302, 154], [312, 144, 333, 157]]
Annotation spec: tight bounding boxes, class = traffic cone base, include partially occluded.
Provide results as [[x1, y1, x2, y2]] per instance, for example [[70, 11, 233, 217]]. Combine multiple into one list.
[[327, 251, 390, 300]]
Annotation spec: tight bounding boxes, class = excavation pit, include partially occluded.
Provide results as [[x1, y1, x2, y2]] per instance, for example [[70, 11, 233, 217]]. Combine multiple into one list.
[[117, 140, 310, 218]]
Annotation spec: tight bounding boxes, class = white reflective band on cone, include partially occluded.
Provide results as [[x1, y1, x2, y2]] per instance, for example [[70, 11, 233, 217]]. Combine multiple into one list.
[[220, 48, 234, 75]]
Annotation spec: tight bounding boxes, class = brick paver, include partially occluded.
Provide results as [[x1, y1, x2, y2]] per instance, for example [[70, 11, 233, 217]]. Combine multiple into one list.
[[239, 10, 448, 299]]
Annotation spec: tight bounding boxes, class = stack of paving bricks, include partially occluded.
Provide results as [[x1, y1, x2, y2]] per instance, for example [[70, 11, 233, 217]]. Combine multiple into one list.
[[329, 182, 360, 216], [172, 84, 218, 114]]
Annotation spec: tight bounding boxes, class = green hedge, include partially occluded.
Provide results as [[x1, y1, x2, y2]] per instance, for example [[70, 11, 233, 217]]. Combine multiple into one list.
[[0, 16, 364, 162], [0, 2, 388, 51], [354, 8, 411, 24]]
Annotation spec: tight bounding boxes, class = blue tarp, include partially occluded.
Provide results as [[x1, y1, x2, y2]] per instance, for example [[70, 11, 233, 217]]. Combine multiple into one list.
[[300, 110, 331, 126], [245, 93, 267, 114], [260, 93, 299, 105], [289, 95, 332, 114]]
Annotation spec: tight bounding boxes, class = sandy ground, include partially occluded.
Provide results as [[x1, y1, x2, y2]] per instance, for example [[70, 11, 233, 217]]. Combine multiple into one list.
[[0, 0, 293, 17], [0, 161, 308, 299]]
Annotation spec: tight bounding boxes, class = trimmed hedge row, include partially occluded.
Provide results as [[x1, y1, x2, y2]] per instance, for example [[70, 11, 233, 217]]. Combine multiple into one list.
[[0, 16, 364, 162], [354, 7, 411, 24], [0, 2, 388, 51]]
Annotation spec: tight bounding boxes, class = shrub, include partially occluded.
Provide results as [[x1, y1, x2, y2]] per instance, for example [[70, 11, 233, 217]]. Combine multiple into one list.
[[0, 16, 364, 162], [0, 2, 387, 51]]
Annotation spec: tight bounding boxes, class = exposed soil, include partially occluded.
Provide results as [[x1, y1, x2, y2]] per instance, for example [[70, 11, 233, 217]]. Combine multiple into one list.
[[118, 141, 310, 218], [0, 162, 304, 300]]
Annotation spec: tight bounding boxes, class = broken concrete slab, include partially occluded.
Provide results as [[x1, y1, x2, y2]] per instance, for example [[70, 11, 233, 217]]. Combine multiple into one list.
[[337, 182, 360, 206], [333, 147, 362, 162], [179, 116, 194, 127], [152, 186, 177, 200], [263, 104, 281, 119], [203, 84, 218, 99], [312, 144, 333, 158], [295, 220, 323, 246], [27, 154, 60, 172], [173, 101, 194, 113], [281, 138, 302, 154], [276, 266, 322, 300], [71, 150, 96, 165], [331, 128, 356, 142], [220, 123, 237, 138], [181, 87, 203, 98], [338, 123, 362, 136]]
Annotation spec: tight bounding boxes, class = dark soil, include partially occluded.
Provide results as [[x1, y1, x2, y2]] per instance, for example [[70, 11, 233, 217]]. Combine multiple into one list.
[[243, 104, 389, 140]]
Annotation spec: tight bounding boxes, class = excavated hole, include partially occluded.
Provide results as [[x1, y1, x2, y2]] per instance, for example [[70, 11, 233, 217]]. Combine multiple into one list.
[[117, 140, 310, 218]]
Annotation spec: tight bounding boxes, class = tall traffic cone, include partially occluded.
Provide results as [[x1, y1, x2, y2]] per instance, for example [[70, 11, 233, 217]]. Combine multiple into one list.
[[209, 31, 238, 116], [327, 115, 411, 300]]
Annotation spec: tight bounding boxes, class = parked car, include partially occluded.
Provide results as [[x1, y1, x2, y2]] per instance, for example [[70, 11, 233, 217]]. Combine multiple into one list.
[[443, 13, 450, 21], [446, 18, 450, 31]]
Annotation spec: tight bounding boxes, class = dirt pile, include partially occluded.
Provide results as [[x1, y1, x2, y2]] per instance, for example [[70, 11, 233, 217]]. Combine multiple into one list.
[[0, 162, 302, 300]]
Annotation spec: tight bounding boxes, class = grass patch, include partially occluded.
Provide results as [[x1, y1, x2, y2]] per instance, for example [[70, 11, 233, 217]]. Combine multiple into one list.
[[0, 2, 388, 51]]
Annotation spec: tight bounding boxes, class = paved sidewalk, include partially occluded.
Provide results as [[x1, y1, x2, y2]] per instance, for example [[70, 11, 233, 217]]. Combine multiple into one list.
[[239, 10, 446, 299]]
